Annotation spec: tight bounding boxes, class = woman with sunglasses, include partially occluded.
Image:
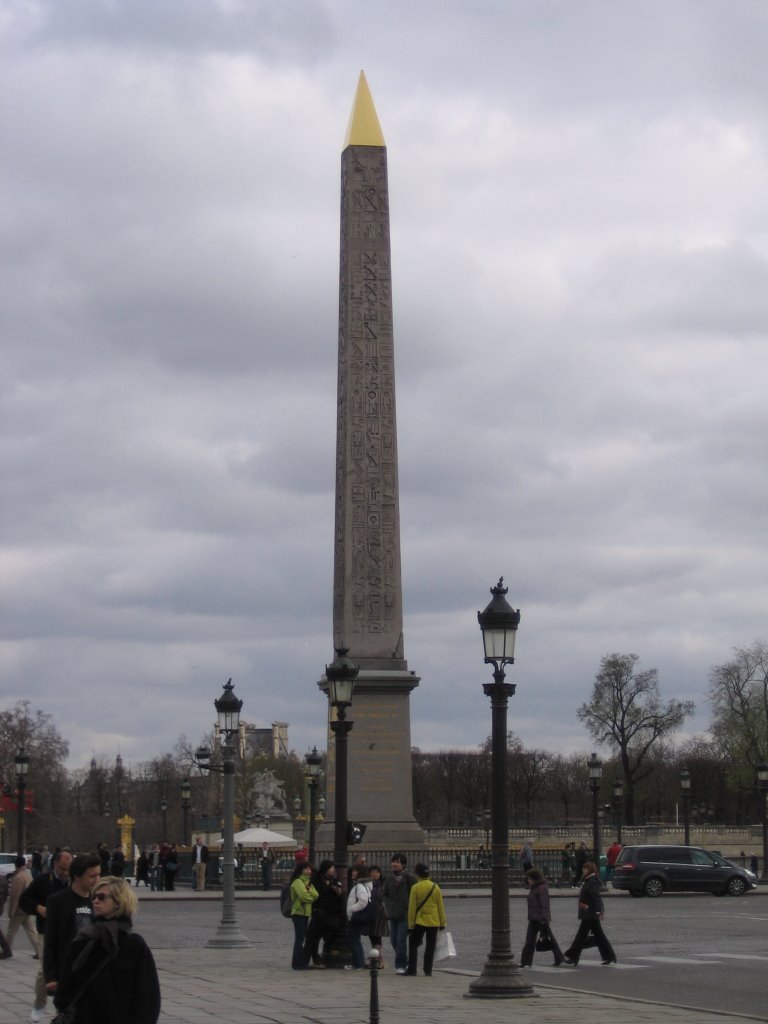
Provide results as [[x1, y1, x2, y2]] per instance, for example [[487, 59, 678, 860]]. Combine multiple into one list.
[[55, 876, 160, 1023]]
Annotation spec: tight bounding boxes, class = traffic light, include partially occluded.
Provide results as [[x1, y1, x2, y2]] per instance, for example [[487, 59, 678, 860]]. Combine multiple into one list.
[[346, 821, 367, 845]]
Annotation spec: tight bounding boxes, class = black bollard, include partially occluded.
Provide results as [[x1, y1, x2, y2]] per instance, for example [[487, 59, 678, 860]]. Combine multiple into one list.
[[368, 947, 380, 1024]]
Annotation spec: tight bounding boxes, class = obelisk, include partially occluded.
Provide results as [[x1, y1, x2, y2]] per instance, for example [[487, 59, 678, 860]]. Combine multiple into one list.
[[319, 72, 424, 847]]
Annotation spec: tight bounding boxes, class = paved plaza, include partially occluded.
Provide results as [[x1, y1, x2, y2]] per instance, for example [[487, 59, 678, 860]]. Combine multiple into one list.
[[2, 889, 766, 1024]]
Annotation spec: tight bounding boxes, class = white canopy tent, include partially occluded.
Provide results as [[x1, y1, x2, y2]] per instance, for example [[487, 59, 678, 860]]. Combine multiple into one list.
[[214, 827, 298, 848]]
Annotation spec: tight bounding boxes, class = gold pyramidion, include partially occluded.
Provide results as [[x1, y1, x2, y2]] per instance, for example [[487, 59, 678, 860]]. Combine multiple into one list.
[[343, 70, 385, 149]]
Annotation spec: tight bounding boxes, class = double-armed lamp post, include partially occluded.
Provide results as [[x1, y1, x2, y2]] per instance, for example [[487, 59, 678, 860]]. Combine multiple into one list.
[[467, 578, 534, 1000], [195, 679, 252, 949]]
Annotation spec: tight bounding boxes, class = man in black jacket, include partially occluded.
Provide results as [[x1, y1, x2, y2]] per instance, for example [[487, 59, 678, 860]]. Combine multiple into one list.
[[19, 849, 73, 1022], [43, 853, 101, 1000]]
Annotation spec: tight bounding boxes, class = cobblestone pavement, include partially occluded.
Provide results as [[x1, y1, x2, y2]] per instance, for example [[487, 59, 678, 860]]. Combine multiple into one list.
[[2, 940, 766, 1024]]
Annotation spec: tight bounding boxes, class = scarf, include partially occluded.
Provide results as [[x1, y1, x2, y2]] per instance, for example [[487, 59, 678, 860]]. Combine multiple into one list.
[[72, 916, 132, 971]]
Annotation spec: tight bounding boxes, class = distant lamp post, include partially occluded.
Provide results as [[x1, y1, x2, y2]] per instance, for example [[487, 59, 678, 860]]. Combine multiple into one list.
[[293, 795, 302, 817], [195, 679, 251, 948], [180, 778, 191, 847], [160, 797, 168, 840], [15, 749, 29, 857], [680, 767, 691, 846], [467, 578, 533, 1000], [757, 763, 768, 883], [613, 779, 624, 844], [326, 647, 359, 884], [588, 753, 603, 865], [304, 746, 323, 866]]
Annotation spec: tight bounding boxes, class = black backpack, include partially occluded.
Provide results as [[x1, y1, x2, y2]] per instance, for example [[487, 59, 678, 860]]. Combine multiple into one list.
[[279, 882, 293, 918]]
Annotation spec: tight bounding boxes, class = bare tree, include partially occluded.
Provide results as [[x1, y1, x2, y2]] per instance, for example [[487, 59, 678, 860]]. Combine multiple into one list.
[[708, 641, 768, 778], [577, 653, 694, 824]]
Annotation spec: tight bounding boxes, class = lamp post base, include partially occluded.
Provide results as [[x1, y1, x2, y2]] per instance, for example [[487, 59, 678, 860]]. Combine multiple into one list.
[[466, 957, 537, 1000], [206, 922, 253, 949]]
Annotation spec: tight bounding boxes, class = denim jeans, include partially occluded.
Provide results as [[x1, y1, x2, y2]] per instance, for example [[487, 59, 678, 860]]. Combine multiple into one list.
[[388, 916, 408, 970]]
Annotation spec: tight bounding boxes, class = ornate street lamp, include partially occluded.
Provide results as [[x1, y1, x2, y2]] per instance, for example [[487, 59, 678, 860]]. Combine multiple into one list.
[[757, 763, 768, 883], [326, 647, 358, 886], [680, 767, 691, 846], [180, 778, 191, 847], [304, 746, 323, 866], [195, 679, 251, 948], [588, 753, 603, 865], [160, 797, 168, 840], [467, 578, 533, 1000], [613, 778, 624, 844], [15, 749, 29, 857]]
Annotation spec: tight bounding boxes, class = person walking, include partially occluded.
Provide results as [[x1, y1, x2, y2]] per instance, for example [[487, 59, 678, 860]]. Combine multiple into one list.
[[606, 839, 623, 880], [368, 865, 387, 968], [0, 870, 13, 958], [54, 876, 160, 1024], [19, 848, 74, 1022], [135, 850, 150, 888], [163, 844, 178, 892], [563, 860, 617, 966], [519, 868, 563, 967], [6, 855, 37, 953], [192, 837, 209, 892], [406, 864, 446, 977], [289, 862, 317, 970], [382, 853, 414, 975], [573, 841, 589, 886]]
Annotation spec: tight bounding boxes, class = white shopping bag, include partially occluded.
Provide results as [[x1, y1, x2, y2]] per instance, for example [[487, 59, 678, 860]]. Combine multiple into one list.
[[435, 930, 457, 961]]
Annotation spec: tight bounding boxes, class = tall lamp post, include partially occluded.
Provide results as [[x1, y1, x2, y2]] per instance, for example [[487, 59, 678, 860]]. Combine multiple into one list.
[[195, 679, 251, 948], [160, 797, 168, 840], [467, 578, 534, 1000], [326, 647, 358, 885], [613, 779, 624, 844], [680, 767, 691, 846], [757, 763, 768, 883], [180, 778, 191, 847], [588, 753, 602, 864], [15, 749, 29, 857], [304, 747, 322, 867]]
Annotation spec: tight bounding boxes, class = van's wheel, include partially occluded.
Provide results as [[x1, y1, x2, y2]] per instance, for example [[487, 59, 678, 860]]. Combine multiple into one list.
[[629, 889, 643, 898], [726, 877, 747, 897], [643, 877, 664, 898]]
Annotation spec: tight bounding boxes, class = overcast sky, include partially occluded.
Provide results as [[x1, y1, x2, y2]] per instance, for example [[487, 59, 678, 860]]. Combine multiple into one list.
[[3, 1, 767, 775]]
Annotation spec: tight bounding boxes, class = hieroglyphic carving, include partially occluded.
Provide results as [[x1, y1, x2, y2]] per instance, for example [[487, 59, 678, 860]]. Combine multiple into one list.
[[333, 144, 403, 660]]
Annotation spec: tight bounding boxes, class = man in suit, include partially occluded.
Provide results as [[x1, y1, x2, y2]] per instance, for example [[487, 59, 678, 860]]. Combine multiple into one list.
[[192, 837, 209, 892]]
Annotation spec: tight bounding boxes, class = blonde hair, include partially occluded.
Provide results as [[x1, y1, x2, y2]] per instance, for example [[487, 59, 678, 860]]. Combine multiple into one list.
[[93, 876, 138, 918]]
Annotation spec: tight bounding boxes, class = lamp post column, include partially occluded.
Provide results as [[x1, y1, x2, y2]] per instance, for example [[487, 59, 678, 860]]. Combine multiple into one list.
[[325, 648, 358, 888], [467, 578, 533, 1000], [613, 780, 623, 845], [588, 753, 602, 867], [15, 749, 29, 858], [160, 798, 168, 841], [757, 764, 768, 883], [181, 778, 191, 848], [680, 768, 691, 846]]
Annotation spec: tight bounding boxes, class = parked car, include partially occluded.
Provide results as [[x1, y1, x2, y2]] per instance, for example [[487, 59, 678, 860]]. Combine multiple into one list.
[[612, 844, 757, 898]]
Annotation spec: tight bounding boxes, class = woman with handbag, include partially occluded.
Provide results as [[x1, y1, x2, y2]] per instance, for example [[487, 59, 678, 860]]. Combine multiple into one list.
[[54, 876, 160, 1024], [520, 868, 564, 967], [406, 863, 446, 977], [345, 865, 374, 970], [563, 860, 617, 966]]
